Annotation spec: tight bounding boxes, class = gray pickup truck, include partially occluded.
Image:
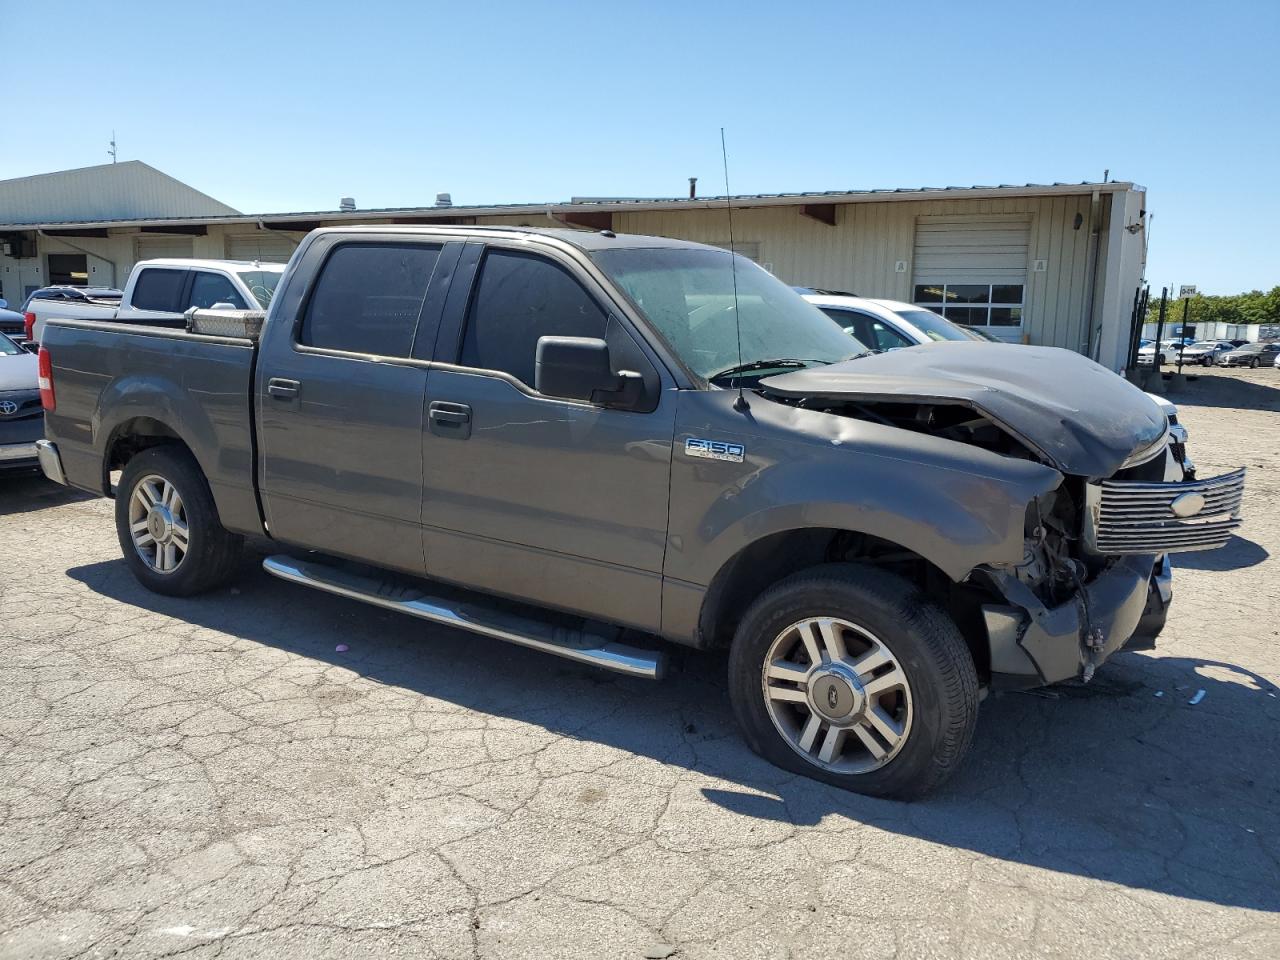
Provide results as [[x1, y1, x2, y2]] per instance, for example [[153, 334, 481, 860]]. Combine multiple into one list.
[[36, 226, 1244, 799]]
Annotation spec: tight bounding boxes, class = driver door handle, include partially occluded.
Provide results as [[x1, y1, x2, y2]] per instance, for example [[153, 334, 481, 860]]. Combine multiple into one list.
[[429, 401, 472, 439], [267, 378, 300, 399]]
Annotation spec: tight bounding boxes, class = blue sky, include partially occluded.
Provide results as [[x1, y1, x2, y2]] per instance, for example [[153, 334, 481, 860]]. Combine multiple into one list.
[[3, 0, 1276, 294]]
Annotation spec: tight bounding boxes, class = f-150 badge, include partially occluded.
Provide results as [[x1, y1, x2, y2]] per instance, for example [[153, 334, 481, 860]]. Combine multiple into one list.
[[685, 438, 745, 463]]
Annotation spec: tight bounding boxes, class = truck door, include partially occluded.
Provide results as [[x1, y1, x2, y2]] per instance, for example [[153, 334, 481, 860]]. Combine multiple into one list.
[[421, 243, 675, 633], [257, 237, 457, 575]]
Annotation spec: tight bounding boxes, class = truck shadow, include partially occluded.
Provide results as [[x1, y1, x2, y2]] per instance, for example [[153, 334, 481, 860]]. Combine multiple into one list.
[[67, 554, 1280, 915], [1171, 534, 1268, 571], [0, 471, 97, 517]]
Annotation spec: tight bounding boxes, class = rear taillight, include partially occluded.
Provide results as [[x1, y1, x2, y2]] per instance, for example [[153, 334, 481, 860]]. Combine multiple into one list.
[[24, 311, 36, 342], [37, 346, 54, 411]]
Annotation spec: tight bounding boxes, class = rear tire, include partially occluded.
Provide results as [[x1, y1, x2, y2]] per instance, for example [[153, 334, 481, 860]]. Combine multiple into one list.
[[115, 446, 242, 596], [1250, 358, 1259, 369], [727, 564, 978, 801]]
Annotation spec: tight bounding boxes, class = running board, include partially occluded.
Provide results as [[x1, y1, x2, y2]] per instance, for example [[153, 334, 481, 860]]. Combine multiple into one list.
[[262, 555, 665, 680]]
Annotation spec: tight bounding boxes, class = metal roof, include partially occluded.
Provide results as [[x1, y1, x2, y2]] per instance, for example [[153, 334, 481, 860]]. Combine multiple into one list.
[[0, 180, 1141, 232], [0, 161, 240, 226]]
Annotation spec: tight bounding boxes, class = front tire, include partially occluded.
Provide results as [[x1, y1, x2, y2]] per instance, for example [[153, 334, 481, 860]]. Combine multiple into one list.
[[728, 564, 978, 800], [115, 446, 242, 596], [1250, 358, 1259, 369]]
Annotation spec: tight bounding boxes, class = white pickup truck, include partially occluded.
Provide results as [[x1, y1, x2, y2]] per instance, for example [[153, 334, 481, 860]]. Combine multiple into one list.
[[25, 259, 285, 343]]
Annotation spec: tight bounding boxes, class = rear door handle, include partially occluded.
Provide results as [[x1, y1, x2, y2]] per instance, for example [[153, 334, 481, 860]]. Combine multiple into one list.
[[428, 401, 472, 439], [267, 377, 300, 399]]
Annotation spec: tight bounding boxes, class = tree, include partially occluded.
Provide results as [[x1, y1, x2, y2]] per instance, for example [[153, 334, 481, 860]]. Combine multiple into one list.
[[1144, 286, 1280, 332]]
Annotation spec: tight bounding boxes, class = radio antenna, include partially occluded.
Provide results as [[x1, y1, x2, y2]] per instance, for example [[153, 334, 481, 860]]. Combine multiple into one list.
[[721, 127, 748, 412]]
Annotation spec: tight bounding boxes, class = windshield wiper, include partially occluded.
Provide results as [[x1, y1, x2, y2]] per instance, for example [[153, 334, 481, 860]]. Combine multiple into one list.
[[708, 358, 830, 381]]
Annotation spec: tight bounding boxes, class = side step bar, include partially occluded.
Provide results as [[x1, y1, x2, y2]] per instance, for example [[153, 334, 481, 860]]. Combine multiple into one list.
[[262, 555, 665, 680]]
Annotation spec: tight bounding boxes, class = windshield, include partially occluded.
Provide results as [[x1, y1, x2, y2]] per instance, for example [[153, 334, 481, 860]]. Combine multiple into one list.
[[0, 334, 21, 356], [237, 270, 283, 308], [890, 308, 976, 343], [592, 247, 866, 379]]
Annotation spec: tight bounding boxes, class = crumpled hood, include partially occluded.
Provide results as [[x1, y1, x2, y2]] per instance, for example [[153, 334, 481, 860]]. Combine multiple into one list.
[[761, 341, 1167, 477]]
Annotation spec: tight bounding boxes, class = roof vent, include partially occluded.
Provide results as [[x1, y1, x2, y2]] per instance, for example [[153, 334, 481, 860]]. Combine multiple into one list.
[[435, 193, 452, 208], [339, 197, 356, 212]]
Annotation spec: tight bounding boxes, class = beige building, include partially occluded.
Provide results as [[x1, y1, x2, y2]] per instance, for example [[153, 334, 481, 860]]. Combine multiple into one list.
[[0, 164, 1148, 371]]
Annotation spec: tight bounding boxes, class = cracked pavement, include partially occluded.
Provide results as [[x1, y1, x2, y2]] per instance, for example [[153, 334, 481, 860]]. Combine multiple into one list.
[[2, 367, 1278, 959]]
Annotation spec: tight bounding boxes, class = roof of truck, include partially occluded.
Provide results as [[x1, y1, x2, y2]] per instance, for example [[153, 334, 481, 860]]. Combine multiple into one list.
[[310, 224, 720, 253]]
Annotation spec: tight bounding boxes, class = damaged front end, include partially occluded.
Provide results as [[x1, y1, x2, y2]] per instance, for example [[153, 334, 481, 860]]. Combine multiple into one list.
[[977, 451, 1244, 689], [758, 344, 1244, 689]]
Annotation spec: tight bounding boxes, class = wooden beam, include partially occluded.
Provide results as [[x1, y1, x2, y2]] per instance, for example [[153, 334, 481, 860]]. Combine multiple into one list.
[[262, 220, 321, 232], [390, 215, 477, 226], [800, 203, 837, 227], [138, 224, 207, 236], [559, 211, 613, 231], [41, 227, 110, 238]]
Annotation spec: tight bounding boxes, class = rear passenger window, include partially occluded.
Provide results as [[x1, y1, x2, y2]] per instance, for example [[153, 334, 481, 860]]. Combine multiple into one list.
[[300, 244, 440, 356], [131, 269, 188, 311], [460, 249, 607, 387], [188, 272, 247, 310]]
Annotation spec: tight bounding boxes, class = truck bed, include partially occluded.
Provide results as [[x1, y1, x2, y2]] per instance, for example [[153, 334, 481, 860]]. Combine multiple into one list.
[[40, 318, 263, 536]]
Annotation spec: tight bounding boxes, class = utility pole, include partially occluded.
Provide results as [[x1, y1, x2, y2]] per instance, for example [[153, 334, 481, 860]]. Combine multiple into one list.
[[108, 131, 117, 163]]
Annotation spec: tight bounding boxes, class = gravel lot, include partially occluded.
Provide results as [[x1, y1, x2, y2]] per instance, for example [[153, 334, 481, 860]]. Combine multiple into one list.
[[2, 367, 1277, 960]]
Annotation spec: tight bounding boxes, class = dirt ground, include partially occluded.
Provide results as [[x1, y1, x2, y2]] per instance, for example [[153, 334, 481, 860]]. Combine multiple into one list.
[[1, 366, 1277, 960]]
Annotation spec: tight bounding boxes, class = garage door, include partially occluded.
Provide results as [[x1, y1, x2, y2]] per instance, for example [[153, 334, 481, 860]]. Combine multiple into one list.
[[226, 233, 298, 264], [135, 235, 194, 261], [912, 217, 1030, 341]]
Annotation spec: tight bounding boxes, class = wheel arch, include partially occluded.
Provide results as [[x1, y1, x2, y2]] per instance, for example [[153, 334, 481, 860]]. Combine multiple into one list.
[[696, 527, 955, 650], [102, 416, 191, 495]]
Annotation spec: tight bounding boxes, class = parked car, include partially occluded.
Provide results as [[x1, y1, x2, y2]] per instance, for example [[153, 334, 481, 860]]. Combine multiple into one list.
[[1229, 339, 1249, 348], [35, 226, 1245, 799], [1220, 342, 1280, 368], [0, 299, 27, 342], [16, 286, 123, 342], [1177, 340, 1236, 366], [799, 293, 983, 350], [802, 293, 1192, 481], [1137, 338, 1189, 365], [0, 333, 42, 471], [24, 259, 284, 343]]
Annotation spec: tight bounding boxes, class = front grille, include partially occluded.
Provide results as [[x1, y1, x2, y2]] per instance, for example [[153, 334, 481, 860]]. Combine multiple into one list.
[[0, 390, 42, 421], [1084, 468, 1245, 555]]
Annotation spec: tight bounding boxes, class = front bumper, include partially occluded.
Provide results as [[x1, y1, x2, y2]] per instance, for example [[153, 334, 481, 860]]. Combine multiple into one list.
[[982, 553, 1164, 688]]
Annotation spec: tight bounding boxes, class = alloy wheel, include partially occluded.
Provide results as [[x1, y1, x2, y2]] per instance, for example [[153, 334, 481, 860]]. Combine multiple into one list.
[[128, 474, 189, 574], [761, 617, 913, 774]]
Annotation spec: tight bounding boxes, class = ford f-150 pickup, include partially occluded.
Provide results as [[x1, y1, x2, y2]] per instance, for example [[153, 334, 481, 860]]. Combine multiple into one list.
[[35, 226, 1245, 799]]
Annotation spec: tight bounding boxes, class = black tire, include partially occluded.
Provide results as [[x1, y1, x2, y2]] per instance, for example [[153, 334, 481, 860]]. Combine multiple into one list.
[[728, 564, 978, 801], [115, 445, 242, 596], [1250, 358, 1259, 369]]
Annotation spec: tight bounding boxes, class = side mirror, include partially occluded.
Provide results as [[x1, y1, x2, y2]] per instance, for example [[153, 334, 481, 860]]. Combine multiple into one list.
[[0, 299, 7, 309], [535, 336, 644, 408]]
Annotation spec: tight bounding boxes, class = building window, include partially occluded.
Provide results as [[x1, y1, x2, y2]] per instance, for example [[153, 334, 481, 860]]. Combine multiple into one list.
[[47, 253, 88, 286], [913, 283, 1023, 328]]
